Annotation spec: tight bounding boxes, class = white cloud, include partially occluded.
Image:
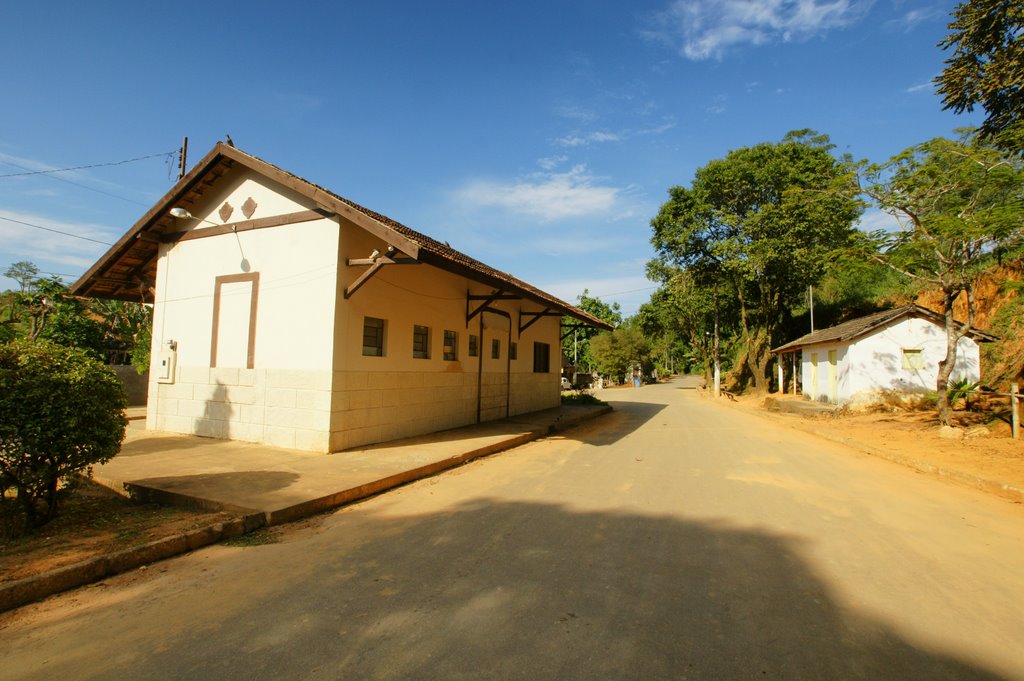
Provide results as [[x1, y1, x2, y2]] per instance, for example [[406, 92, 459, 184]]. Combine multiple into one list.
[[555, 105, 599, 122], [0, 210, 114, 271], [636, 121, 677, 136], [706, 95, 728, 114], [537, 155, 569, 170], [644, 0, 874, 60], [905, 79, 935, 94], [886, 6, 945, 32], [454, 165, 623, 221], [555, 131, 622, 147]]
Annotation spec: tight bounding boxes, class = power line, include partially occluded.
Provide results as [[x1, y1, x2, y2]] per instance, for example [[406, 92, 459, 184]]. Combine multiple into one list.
[[594, 285, 658, 298], [0, 151, 176, 179], [0, 158, 155, 207], [0, 214, 113, 245]]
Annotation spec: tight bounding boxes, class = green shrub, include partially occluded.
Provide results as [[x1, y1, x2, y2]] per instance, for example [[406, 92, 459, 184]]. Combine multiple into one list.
[[0, 339, 127, 531], [561, 389, 607, 406]]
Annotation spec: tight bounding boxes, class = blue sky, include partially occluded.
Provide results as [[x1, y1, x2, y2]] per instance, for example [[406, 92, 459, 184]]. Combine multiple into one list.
[[0, 0, 979, 315]]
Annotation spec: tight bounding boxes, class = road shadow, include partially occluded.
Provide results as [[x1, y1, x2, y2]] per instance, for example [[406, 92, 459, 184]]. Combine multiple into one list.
[[568, 401, 668, 447], [16, 499, 1010, 680]]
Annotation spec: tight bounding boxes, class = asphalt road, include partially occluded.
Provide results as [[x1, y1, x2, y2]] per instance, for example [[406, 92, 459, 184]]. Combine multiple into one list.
[[3, 378, 1023, 680]]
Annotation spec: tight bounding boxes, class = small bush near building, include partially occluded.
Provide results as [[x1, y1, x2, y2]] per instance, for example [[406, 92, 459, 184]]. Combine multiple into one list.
[[0, 339, 127, 536], [561, 389, 607, 406]]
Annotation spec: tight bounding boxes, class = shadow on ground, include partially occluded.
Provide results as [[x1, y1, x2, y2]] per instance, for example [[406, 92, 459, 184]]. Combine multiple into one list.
[[9, 499, 1007, 680]]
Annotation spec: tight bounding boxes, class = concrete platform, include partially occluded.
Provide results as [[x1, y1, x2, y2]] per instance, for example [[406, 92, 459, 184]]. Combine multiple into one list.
[[94, 404, 611, 526]]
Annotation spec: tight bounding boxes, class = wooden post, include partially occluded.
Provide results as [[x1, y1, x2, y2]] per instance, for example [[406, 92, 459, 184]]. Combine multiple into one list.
[[1012, 383, 1020, 440]]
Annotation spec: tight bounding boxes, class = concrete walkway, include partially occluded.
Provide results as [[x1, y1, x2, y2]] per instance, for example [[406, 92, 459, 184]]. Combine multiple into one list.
[[95, 404, 611, 526]]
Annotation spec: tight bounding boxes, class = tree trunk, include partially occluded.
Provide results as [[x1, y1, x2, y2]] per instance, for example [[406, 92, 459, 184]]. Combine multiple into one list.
[[742, 329, 771, 393], [936, 288, 959, 426]]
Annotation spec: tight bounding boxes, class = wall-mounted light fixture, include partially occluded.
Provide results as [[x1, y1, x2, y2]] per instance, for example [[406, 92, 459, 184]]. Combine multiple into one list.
[[169, 208, 250, 271]]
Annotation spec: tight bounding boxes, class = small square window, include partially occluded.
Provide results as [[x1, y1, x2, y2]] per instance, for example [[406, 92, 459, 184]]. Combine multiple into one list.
[[510, 341, 518, 360], [443, 330, 458, 361], [469, 334, 479, 357], [492, 339, 501, 359], [413, 325, 430, 359], [362, 317, 385, 357], [902, 348, 924, 370], [533, 342, 550, 373]]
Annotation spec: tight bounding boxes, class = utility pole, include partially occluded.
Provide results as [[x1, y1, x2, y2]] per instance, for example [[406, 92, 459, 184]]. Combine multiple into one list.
[[177, 136, 188, 180], [809, 285, 815, 333], [713, 282, 721, 398]]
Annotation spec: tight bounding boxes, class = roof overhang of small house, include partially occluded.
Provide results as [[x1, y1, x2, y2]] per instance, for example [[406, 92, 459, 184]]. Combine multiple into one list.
[[770, 304, 998, 354], [70, 143, 613, 331]]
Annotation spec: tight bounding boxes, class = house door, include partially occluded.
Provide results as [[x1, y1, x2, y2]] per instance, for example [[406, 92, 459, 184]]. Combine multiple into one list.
[[809, 352, 818, 400], [828, 350, 838, 403]]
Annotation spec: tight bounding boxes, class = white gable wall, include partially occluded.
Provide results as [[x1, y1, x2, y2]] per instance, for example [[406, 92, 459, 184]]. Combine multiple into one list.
[[148, 168, 339, 450], [799, 316, 981, 404]]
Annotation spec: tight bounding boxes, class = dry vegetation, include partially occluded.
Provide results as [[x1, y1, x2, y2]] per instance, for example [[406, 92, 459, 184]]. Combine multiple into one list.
[[0, 481, 233, 584]]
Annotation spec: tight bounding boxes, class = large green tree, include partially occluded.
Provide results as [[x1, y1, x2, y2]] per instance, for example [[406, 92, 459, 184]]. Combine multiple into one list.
[[638, 266, 739, 386], [2, 264, 152, 370], [3, 261, 39, 293], [589, 324, 653, 383], [561, 289, 622, 373], [859, 132, 1024, 424], [650, 130, 861, 391], [936, 0, 1024, 155]]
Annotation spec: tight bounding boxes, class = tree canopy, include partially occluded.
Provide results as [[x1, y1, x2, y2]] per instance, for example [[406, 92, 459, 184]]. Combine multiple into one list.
[[936, 0, 1024, 155], [650, 129, 861, 390], [562, 289, 622, 373], [859, 131, 1024, 422]]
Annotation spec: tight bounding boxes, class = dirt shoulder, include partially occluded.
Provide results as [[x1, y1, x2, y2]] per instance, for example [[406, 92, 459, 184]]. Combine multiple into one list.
[[726, 392, 1024, 502], [1, 481, 236, 585]]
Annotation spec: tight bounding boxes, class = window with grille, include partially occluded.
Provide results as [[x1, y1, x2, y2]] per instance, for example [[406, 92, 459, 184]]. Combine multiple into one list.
[[362, 317, 385, 357], [443, 330, 458, 361], [492, 339, 500, 359], [469, 334, 478, 357], [413, 325, 430, 359]]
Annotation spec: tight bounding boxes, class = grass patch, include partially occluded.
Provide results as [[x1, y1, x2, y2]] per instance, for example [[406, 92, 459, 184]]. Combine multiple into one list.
[[222, 528, 279, 547]]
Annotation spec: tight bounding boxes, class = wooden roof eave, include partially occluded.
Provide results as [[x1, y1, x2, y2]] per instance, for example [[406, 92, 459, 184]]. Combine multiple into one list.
[[70, 144, 240, 300], [414, 249, 611, 330], [70, 142, 615, 332]]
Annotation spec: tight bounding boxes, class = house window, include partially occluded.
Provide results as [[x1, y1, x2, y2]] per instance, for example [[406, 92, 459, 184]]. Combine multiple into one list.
[[469, 334, 479, 357], [492, 339, 501, 359], [443, 330, 458, 361], [362, 317, 385, 357], [902, 348, 925, 370], [413, 325, 430, 359], [510, 341, 518, 360], [533, 342, 550, 373]]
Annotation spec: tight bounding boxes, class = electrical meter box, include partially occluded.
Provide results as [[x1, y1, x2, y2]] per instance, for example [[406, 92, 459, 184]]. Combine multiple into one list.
[[156, 346, 177, 384]]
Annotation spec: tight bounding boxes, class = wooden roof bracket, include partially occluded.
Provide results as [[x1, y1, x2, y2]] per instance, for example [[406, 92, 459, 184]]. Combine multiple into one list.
[[561, 322, 590, 341], [518, 308, 560, 336], [466, 289, 519, 325], [344, 250, 418, 299]]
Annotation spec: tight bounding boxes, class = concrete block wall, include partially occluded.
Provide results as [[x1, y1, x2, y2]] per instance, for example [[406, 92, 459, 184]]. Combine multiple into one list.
[[328, 370, 477, 451], [509, 372, 560, 416], [147, 366, 333, 452]]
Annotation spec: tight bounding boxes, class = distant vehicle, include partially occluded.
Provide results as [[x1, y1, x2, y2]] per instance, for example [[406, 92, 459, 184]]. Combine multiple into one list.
[[561, 377, 572, 390]]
